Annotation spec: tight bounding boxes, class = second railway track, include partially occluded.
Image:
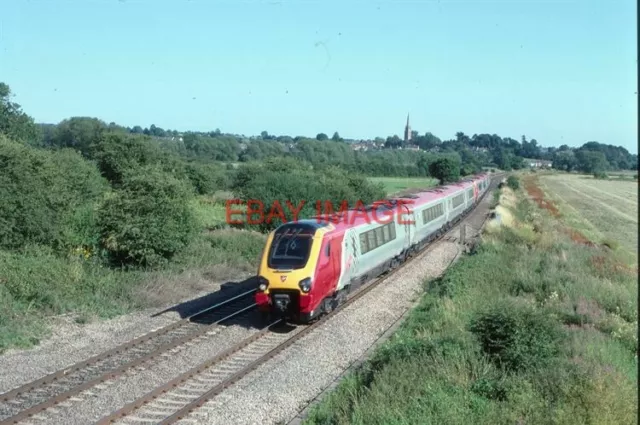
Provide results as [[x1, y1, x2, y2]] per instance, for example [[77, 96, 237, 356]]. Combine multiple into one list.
[[0, 289, 259, 425]]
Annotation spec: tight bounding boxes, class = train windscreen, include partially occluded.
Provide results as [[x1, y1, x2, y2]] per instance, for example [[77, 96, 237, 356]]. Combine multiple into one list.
[[268, 226, 314, 270]]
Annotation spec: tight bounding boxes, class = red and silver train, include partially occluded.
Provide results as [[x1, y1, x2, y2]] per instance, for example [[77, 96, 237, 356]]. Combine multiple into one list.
[[255, 173, 492, 323]]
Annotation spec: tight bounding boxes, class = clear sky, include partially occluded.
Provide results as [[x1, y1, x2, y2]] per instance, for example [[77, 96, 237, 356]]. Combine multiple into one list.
[[1, 0, 637, 153]]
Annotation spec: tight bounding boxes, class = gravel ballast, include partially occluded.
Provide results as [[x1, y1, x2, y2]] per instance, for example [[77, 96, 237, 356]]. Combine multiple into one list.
[[176, 196, 493, 425], [0, 276, 253, 395], [173, 239, 463, 425]]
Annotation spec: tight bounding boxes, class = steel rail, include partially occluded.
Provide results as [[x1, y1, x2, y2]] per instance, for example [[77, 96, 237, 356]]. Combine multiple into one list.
[[93, 177, 500, 425], [0, 288, 258, 425]]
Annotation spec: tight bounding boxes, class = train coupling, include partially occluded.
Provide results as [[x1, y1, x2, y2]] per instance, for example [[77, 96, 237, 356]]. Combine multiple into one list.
[[272, 293, 292, 312]]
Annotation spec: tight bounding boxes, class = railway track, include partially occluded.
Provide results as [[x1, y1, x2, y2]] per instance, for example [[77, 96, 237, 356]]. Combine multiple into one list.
[[92, 178, 500, 425], [0, 288, 258, 425]]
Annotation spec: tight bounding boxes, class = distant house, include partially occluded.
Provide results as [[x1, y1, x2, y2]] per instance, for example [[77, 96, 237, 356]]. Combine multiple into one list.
[[351, 143, 370, 151], [526, 158, 553, 168]]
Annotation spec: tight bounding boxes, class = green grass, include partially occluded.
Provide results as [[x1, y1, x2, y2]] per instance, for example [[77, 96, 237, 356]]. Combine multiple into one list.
[[0, 245, 145, 351], [0, 229, 267, 353], [303, 183, 637, 425], [368, 177, 438, 195], [190, 196, 229, 230]]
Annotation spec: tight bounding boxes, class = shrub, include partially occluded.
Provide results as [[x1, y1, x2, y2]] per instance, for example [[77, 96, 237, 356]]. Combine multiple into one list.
[[0, 136, 108, 250], [506, 175, 520, 191], [469, 300, 563, 372], [97, 167, 199, 267], [185, 162, 228, 195], [230, 158, 385, 232], [51, 117, 108, 156], [428, 155, 461, 184], [93, 133, 186, 186], [593, 171, 608, 179]]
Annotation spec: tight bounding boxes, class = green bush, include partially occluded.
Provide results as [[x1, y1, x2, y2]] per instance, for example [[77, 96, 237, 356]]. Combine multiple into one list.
[[97, 167, 199, 267], [593, 171, 608, 179], [51, 116, 108, 156], [0, 136, 108, 250], [0, 245, 143, 351], [469, 300, 563, 372], [230, 158, 386, 232], [185, 161, 228, 195], [93, 133, 186, 186], [506, 175, 520, 191], [428, 155, 461, 184]]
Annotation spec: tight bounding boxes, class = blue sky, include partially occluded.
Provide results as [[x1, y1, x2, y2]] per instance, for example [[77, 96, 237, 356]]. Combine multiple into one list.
[[1, 0, 637, 153]]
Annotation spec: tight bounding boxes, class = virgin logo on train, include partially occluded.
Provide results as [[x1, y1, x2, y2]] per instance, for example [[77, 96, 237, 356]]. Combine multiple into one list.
[[280, 276, 287, 282]]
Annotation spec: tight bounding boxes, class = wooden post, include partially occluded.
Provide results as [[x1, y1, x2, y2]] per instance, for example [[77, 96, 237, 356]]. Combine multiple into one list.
[[460, 224, 466, 245]]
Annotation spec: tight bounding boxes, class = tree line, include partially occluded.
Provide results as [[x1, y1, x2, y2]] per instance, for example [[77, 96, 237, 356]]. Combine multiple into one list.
[[1, 80, 637, 269]]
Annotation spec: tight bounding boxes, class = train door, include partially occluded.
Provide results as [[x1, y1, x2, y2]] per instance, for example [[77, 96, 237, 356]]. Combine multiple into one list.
[[337, 228, 359, 291], [315, 237, 335, 298], [403, 205, 415, 250]]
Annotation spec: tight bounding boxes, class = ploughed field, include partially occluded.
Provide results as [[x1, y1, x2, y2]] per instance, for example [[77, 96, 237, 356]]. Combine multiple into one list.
[[538, 173, 638, 266]]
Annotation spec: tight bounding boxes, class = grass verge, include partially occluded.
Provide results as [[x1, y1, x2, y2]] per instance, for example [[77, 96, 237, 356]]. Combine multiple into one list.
[[0, 229, 266, 353], [303, 180, 637, 425]]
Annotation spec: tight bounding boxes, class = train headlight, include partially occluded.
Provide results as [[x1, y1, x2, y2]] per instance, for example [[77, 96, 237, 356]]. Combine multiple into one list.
[[258, 276, 269, 292], [298, 278, 312, 293]]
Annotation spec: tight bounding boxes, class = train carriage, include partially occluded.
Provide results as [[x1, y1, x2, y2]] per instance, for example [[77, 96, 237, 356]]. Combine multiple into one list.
[[255, 173, 492, 323]]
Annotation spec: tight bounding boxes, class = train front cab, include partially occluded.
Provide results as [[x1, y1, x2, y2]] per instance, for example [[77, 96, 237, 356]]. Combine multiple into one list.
[[255, 220, 338, 323]]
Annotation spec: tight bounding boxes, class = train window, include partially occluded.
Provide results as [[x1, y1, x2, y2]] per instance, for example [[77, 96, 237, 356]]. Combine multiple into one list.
[[359, 224, 397, 255], [422, 203, 444, 225], [268, 227, 313, 270], [360, 233, 368, 254], [375, 227, 384, 245], [367, 231, 376, 250], [452, 194, 464, 209], [382, 224, 390, 242]]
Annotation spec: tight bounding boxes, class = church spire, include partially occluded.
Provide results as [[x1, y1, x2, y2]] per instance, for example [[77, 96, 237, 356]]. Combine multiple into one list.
[[404, 113, 412, 142]]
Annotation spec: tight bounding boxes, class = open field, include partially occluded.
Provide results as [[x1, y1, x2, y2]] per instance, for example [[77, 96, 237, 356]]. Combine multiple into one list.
[[369, 177, 438, 195], [537, 173, 638, 266], [303, 178, 637, 425]]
